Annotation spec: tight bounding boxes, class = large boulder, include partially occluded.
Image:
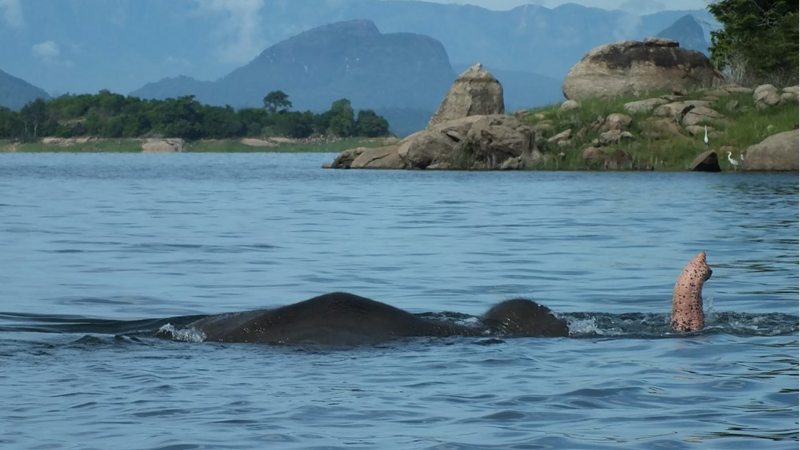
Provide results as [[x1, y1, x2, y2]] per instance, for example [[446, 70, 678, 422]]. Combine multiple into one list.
[[681, 106, 728, 127], [652, 100, 711, 122], [602, 113, 632, 131], [427, 63, 504, 129], [562, 38, 716, 101], [753, 84, 781, 109], [745, 130, 799, 172]]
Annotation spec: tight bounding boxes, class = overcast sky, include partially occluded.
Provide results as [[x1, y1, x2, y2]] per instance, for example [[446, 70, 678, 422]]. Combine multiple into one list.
[[393, 0, 710, 13]]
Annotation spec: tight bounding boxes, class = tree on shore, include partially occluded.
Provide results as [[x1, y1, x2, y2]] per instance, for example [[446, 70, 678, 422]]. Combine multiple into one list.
[[263, 90, 293, 114], [20, 98, 49, 140], [708, 0, 798, 85], [355, 110, 390, 137]]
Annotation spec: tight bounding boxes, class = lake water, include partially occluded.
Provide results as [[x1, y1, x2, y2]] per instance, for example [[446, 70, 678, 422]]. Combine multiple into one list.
[[1, 153, 797, 449]]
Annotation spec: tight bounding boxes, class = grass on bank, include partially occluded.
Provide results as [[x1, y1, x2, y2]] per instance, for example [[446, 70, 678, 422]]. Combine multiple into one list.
[[522, 88, 799, 171]]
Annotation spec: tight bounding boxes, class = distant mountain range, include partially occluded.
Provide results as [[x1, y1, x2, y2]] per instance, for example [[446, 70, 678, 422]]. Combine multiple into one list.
[[0, 0, 718, 132], [132, 20, 456, 112], [0, 69, 50, 111], [1, 0, 716, 96]]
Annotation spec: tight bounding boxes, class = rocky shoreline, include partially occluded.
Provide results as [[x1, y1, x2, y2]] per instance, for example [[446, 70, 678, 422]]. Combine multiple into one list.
[[325, 38, 799, 172]]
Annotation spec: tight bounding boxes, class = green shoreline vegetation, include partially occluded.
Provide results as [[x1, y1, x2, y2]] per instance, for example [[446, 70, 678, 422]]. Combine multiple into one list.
[[0, 89, 391, 151], [521, 88, 799, 171]]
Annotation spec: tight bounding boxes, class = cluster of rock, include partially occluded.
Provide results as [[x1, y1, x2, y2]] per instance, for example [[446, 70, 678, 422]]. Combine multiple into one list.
[[542, 81, 798, 172], [327, 37, 798, 172], [327, 64, 539, 170]]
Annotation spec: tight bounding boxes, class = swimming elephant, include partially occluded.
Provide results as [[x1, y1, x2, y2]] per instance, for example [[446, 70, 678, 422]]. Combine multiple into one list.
[[184, 292, 569, 345], [176, 252, 711, 345]]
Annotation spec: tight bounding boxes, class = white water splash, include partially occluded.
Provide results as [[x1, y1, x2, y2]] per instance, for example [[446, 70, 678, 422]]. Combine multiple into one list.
[[158, 323, 207, 343], [566, 316, 623, 337]]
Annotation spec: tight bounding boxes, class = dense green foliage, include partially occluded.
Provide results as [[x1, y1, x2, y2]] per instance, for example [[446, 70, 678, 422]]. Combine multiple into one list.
[[0, 90, 390, 141], [708, 0, 798, 85]]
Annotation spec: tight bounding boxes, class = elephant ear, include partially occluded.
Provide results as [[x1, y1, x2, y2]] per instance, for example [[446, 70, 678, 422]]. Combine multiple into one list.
[[482, 299, 568, 337]]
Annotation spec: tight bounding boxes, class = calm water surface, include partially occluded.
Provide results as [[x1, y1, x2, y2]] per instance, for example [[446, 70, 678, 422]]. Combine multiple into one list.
[[0, 153, 797, 449]]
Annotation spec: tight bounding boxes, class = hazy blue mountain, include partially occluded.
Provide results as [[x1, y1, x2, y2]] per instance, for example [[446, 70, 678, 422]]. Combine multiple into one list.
[[2, 0, 717, 98], [0, 69, 50, 110], [133, 76, 214, 102], [132, 20, 456, 114], [655, 14, 709, 54]]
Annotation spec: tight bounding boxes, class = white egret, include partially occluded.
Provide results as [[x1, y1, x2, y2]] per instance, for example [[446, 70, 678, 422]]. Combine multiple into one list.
[[727, 151, 739, 169], [703, 126, 708, 145]]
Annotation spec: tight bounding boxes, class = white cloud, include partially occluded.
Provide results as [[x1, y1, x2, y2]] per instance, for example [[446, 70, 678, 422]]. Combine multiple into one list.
[[193, 0, 267, 64], [165, 55, 193, 68], [0, 0, 24, 29], [31, 40, 74, 67], [32, 40, 60, 60]]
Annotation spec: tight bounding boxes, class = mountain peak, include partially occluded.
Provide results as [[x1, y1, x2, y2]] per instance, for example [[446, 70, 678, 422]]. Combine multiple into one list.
[[297, 19, 381, 39]]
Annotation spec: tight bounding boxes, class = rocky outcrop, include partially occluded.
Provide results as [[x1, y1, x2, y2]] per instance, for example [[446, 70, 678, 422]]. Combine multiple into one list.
[[329, 115, 539, 170], [427, 63, 504, 129], [329, 65, 540, 171], [688, 150, 721, 172], [142, 138, 185, 153], [463, 115, 539, 170], [562, 38, 716, 101], [744, 130, 799, 172]]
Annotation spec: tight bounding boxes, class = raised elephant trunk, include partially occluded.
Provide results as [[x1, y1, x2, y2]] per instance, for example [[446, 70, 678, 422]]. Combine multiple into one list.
[[671, 251, 712, 332]]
